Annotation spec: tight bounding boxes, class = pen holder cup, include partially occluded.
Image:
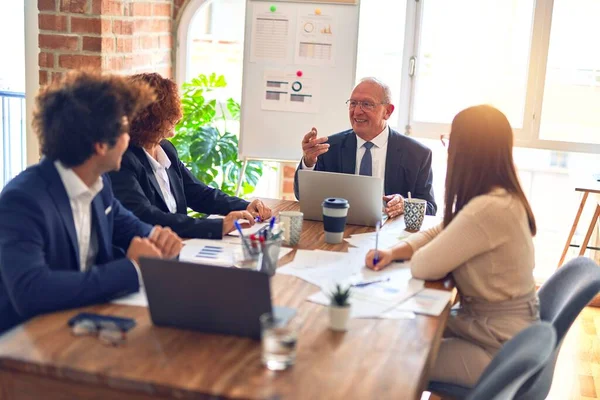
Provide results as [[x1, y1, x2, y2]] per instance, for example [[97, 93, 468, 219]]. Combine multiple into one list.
[[240, 238, 282, 277], [258, 238, 283, 277]]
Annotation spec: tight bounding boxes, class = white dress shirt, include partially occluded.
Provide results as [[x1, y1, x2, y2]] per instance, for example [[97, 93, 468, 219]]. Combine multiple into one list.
[[54, 161, 103, 271], [144, 146, 177, 213], [302, 126, 389, 181]]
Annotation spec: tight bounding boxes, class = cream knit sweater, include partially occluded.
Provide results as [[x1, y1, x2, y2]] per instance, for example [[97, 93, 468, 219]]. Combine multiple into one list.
[[404, 188, 536, 302]]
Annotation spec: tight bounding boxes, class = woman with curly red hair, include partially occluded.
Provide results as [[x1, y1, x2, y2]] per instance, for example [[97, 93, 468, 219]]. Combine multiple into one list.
[[109, 73, 272, 239]]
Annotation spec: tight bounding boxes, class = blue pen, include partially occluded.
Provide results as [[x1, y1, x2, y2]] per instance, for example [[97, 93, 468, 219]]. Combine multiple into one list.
[[235, 220, 253, 255], [234, 220, 245, 236], [352, 277, 390, 288], [373, 221, 381, 265], [268, 216, 276, 232]]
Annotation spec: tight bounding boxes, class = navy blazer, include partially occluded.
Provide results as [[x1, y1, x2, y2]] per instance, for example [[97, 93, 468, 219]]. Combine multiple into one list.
[[0, 158, 153, 334], [293, 128, 437, 215], [108, 140, 249, 239]]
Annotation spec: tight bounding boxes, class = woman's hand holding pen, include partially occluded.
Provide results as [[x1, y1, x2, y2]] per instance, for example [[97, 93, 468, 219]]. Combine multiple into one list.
[[365, 249, 393, 271], [246, 199, 272, 222], [222, 210, 255, 235]]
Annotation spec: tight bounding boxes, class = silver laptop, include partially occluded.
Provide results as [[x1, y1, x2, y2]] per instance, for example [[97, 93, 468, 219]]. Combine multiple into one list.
[[297, 170, 386, 227], [139, 258, 295, 339]]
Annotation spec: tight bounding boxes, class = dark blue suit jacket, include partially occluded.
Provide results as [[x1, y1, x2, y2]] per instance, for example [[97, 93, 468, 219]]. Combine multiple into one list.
[[108, 140, 249, 239], [294, 128, 437, 215], [0, 158, 153, 333]]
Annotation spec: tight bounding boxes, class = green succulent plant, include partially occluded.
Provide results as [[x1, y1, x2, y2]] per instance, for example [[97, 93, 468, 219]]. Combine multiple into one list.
[[329, 284, 351, 307]]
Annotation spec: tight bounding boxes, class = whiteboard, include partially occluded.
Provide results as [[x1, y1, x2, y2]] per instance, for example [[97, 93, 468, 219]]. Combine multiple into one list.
[[239, 0, 360, 161]]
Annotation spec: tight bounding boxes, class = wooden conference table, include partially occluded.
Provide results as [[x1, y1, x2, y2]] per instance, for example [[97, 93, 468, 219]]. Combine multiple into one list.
[[0, 198, 455, 400]]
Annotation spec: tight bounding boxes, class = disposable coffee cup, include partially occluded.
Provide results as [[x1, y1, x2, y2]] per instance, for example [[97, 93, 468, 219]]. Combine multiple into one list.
[[404, 198, 427, 231], [322, 198, 350, 244]]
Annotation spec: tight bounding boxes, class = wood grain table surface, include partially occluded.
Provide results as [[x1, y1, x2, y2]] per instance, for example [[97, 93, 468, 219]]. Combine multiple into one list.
[[0, 198, 455, 400]]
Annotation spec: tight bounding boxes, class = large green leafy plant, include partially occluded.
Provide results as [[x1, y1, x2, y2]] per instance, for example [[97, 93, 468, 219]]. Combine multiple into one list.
[[170, 73, 263, 196]]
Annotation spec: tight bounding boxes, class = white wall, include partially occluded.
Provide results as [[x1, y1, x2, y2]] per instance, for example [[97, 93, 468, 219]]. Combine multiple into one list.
[[25, 0, 39, 165]]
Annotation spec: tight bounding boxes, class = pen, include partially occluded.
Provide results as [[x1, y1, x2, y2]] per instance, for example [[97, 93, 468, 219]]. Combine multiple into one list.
[[234, 220, 245, 236], [269, 216, 276, 233], [235, 220, 253, 255], [373, 220, 381, 265], [352, 277, 390, 288]]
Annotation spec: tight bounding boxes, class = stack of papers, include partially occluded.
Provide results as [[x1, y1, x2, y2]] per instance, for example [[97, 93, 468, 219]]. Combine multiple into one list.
[[343, 215, 440, 250], [304, 261, 425, 318], [179, 239, 240, 267]]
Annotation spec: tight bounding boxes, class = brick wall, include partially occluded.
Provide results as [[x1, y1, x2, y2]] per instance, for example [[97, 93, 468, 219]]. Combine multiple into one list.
[[281, 163, 296, 200], [38, 0, 174, 85]]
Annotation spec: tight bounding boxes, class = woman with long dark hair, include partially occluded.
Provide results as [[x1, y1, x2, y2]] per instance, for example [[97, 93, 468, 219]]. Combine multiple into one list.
[[365, 105, 539, 387]]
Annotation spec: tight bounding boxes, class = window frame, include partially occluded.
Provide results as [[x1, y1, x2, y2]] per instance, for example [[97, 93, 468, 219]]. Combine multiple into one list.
[[396, 0, 600, 154]]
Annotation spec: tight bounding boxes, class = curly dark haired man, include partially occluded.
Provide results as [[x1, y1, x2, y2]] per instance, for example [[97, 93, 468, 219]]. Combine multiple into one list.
[[0, 70, 183, 333]]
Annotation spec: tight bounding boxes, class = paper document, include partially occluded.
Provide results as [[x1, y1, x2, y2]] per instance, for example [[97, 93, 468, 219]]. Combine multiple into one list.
[[250, 4, 293, 63], [295, 12, 336, 66], [112, 289, 148, 307], [394, 288, 453, 316], [180, 239, 240, 267], [227, 221, 271, 237], [307, 264, 424, 319], [262, 70, 320, 113]]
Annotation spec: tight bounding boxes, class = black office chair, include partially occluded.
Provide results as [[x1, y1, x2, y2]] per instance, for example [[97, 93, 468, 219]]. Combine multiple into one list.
[[427, 322, 556, 400], [428, 257, 600, 400], [516, 257, 600, 399]]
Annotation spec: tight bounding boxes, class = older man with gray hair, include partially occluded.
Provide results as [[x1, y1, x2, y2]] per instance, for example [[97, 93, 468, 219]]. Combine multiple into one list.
[[293, 77, 437, 217]]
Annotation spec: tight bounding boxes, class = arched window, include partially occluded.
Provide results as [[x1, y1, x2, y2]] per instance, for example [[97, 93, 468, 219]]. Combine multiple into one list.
[[176, 0, 280, 198]]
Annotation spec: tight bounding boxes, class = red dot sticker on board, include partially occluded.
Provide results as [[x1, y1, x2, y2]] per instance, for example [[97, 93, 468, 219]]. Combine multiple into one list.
[[296, 70, 303, 77]]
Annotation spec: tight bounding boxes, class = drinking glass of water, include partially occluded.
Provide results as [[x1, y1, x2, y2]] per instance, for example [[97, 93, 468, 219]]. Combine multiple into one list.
[[260, 313, 301, 371]]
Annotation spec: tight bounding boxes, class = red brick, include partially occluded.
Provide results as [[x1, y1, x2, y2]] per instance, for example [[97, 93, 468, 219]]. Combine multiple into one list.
[[102, 0, 122, 15], [39, 70, 49, 85], [134, 19, 170, 33], [60, 0, 87, 14], [158, 35, 172, 49], [131, 2, 151, 16], [152, 51, 171, 65], [71, 17, 101, 34], [153, 66, 172, 78], [38, 0, 57, 12], [152, 3, 171, 17], [39, 34, 79, 51], [133, 53, 152, 67], [133, 19, 150, 32], [91, 0, 122, 15], [39, 14, 67, 31], [51, 71, 65, 83], [39, 52, 55, 68], [59, 54, 102, 69], [112, 19, 133, 35], [101, 19, 112, 34], [82, 36, 114, 52], [140, 35, 159, 49], [283, 165, 295, 179], [103, 55, 133, 71], [152, 19, 171, 33], [282, 179, 294, 194], [115, 37, 132, 53]]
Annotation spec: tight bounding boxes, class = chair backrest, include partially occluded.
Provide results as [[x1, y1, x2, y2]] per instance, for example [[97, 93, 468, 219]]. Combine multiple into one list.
[[516, 257, 600, 400], [466, 321, 556, 400]]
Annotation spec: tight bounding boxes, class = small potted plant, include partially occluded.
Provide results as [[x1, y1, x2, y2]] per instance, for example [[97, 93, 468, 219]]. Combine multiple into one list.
[[328, 284, 351, 331]]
